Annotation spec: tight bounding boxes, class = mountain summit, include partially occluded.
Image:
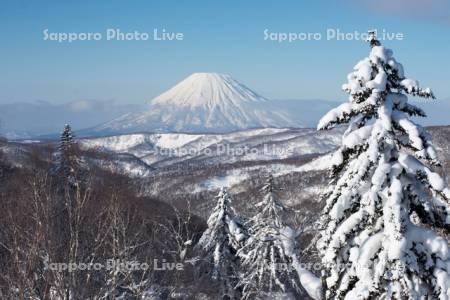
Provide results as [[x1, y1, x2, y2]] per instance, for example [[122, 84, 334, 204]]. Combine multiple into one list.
[[91, 73, 301, 134], [151, 73, 267, 108]]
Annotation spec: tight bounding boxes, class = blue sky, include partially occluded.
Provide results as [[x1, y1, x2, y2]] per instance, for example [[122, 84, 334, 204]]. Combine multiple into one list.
[[1, 0, 449, 105]]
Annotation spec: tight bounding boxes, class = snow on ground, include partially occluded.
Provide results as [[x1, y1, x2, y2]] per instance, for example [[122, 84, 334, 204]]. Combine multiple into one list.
[[201, 169, 250, 190], [221, 127, 291, 139], [151, 133, 204, 149], [197, 154, 331, 191], [291, 154, 332, 173], [80, 134, 149, 152], [15, 139, 41, 144], [114, 162, 151, 177], [79, 128, 326, 165], [257, 154, 332, 177], [81, 133, 204, 152], [76, 128, 339, 189]]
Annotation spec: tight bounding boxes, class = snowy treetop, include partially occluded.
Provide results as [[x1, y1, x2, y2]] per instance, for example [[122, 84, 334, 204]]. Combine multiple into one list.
[[317, 34, 450, 299]]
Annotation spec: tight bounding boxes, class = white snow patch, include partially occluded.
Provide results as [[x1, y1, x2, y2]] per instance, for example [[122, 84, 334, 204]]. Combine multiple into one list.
[[202, 169, 250, 190]]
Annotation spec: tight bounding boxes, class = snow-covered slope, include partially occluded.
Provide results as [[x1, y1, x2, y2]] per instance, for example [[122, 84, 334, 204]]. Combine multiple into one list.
[[90, 73, 301, 134], [152, 73, 266, 108], [10, 126, 450, 221], [80, 127, 342, 169]]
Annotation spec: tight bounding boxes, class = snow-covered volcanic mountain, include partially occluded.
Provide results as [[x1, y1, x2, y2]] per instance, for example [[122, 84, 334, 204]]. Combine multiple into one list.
[[90, 73, 301, 134]]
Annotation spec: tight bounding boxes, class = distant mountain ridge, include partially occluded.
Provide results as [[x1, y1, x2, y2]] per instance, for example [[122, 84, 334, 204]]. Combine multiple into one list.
[[1, 75, 449, 139]]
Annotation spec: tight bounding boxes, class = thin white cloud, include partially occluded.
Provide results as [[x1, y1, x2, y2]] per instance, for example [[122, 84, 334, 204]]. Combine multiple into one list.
[[345, 0, 450, 25], [68, 100, 94, 112]]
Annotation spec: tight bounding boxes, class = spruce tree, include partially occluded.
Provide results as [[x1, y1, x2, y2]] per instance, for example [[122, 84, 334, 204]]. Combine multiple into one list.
[[317, 32, 450, 299], [59, 123, 75, 150], [196, 188, 246, 299], [238, 175, 301, 299], [55, 123, 78, 183]]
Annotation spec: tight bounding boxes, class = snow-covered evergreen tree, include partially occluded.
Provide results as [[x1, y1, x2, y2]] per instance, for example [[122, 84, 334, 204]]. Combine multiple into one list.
[[55, 123, 79, 182], [59, 123, 75, 149], [196, 188, 246, 299], [317, 32, 450, 299], [238, 175, 301, 299]]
